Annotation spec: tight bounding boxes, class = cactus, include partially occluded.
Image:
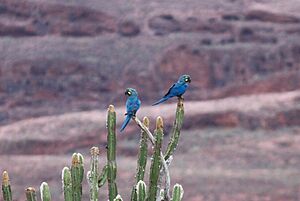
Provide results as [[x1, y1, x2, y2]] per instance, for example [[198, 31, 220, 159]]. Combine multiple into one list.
[[165, 97, 184, 161], [171, 184, 184, 201], [2, 171, 12, 201], [1, 99, 187, 201], [130, 117, 149, 201], [107, 105, 118, 201], [136, 180, 147, 201], [71, 153, 84, 201], [62, 167, 73, 201], [40, 182, 51, 201], [98, 165, 108, 188], [147, 117, 164, 201], [87, 146, 100, 201], [25, 187, 37, 201]]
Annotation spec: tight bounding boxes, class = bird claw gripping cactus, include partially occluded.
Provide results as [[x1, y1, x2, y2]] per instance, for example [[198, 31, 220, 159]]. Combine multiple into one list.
[[40, 182, 51, 201], [2, 171, 12, 201]]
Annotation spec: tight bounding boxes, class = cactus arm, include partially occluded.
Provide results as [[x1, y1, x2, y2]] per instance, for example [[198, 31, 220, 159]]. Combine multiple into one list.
[[136, 117, 149, 182], [133, 117, 171, 200], [164, 97, 184, 161], [40, 182, 51, 201], [71, 153, 84, 201], [171, 184, 184, 201], [62, 167, 73, 201], [147, 117, 164, 201], [98, 165, 108, 188], [136, 180, 147, 201], [2, 171, 12, 201], [107, 105, 118, 201], [25, 187, 37, 201], [88, 147, 100, 201], [130, 117, 149, 201]]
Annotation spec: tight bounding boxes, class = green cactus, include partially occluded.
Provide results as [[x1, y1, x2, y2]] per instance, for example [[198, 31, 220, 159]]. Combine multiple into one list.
[[113, 194, 123, 201], [165, 97, 184, 161], [2, 171, 12, 201], [136, 180, 147, 201], [88, 146, 100, 201], [98, 165, 108, 188], [147, 117, 164, 201], [62, 167, 73, 201], [130, 117, 149, 201], [71, 153, 84, 201], [40, 182, 51, 201], [107, 105, 118, 201], [25, 187, 37, 201], [171, 184, 184, 201]]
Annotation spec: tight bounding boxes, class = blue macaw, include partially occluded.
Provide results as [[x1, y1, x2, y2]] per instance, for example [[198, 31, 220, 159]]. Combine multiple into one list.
[[120, 88, 141, 132], [152, 74, 191, 106]]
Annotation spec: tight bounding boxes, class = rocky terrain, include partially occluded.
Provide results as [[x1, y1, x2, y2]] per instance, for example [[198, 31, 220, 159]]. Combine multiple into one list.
[[1, 0, 300, 200]]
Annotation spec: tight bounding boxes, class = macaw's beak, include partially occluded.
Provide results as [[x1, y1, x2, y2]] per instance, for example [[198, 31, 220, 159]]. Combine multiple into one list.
[[187, 77, 191, 83], [125, 89, 132, 96]]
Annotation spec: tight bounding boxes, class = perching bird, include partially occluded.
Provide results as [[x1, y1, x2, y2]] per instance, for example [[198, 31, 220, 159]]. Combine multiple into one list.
[[152, 74, 191, 106], [120, 88, 141, 132]]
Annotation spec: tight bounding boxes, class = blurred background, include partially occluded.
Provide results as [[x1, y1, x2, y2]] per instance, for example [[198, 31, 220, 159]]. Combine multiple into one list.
[[1, 0, 300, 200]]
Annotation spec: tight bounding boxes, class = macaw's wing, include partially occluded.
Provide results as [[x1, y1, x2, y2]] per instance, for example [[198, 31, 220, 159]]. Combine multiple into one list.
[[164, 83, 176, 97]]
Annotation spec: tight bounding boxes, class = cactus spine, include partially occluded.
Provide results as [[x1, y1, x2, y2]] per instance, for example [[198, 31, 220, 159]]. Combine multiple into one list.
[[147, 117, 164, 201], [40, 182, 51, 201], [164, 97, 184, 161], [62, 167, 72, 201], [2, 171, 12, 201], [107, 105, 118, 201], [171, 184, 184, 201], [88, 146, 100, 201], [71, 153, 84, 201], [25, 187, 37, 201]]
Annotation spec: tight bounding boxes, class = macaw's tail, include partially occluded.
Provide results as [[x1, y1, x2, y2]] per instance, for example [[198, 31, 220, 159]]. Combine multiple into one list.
[[152, 96, 169, 106], [120, 115, 132, 132]]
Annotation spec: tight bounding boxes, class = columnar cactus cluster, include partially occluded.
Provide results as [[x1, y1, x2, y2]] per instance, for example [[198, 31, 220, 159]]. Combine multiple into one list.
[[1, 98, 185, 201]]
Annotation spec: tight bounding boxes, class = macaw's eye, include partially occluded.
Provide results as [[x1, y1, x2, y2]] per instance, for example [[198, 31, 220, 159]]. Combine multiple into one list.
[[185, 78, 189, 82], [128, 91, 132, 95]]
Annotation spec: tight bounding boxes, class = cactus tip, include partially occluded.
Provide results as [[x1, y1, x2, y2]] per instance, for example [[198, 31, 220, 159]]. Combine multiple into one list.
[[108, 105, 115, 112], [2, 170, 9, 185], [156, 116, 163, 129], [143, 116, 150, 127], [26, 187, 36, 193], [90, 146, 100, 156], [72, 153, 79, 165]]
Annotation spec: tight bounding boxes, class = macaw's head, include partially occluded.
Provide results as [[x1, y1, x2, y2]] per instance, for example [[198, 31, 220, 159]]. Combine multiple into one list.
[[125, 88, 138, 97], [178, 74, 191, 84]]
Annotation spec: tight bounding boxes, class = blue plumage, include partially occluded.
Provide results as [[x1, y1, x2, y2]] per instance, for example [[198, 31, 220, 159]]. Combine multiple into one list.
[[152, 74, 191, 106], [120, 88, 141, 132]]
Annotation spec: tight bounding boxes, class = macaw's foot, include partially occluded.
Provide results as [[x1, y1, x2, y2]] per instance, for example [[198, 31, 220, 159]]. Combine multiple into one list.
[[177, 96, 184, 107]]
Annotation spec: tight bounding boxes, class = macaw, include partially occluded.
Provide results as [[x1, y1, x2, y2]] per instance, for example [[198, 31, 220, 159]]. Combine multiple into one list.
[[120, 88, 141, 132], [152, 74, 191, 106]]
